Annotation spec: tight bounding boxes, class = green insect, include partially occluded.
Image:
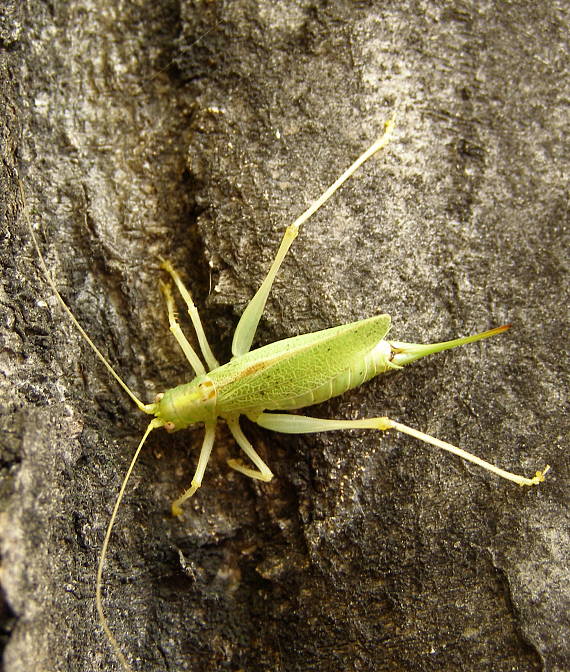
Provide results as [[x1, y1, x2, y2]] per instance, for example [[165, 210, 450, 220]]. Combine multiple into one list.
[[23, 120, 548, 672]]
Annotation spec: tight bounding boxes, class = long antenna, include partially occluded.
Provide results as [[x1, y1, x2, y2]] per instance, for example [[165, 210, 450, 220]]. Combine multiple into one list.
[[96, 418, 163, 672], [20, 183, 156, 415]]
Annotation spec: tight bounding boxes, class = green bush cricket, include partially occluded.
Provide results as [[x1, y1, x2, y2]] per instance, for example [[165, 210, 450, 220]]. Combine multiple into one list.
[[22, 119, 549, 672]]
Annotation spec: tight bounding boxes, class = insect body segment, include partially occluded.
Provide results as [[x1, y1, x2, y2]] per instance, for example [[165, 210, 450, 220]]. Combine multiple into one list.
[[155, 376, 217, 430], [213, 315, 392, 413]]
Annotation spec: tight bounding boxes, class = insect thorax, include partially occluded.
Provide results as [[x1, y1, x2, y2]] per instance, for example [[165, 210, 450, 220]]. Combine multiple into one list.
[[155, 376, 217, 430]]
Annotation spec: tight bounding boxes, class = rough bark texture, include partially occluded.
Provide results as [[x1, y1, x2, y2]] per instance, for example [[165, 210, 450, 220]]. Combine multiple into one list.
[[1, 1, 568, 671]]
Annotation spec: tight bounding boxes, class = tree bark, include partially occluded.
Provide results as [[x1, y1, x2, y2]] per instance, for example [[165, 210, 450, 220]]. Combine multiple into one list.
[[1, 1, 568, 671]]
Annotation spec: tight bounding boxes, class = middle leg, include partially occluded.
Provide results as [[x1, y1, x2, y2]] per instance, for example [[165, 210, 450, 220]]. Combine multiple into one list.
[[226, 416, 273, 482]]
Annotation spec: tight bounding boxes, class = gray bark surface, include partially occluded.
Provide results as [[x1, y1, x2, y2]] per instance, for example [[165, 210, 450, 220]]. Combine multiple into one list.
[[1, 1, 568, 671]]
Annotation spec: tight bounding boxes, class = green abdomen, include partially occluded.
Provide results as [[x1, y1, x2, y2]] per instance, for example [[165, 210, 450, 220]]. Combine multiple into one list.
[[261, 339, 393, 411], [213, 336, 393, 415]]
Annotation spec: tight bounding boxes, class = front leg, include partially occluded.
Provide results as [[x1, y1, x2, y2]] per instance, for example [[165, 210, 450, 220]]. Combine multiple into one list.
[[171, 422, 217, 516], [159, 280, 206, 377], [161, 260, 220, 371]]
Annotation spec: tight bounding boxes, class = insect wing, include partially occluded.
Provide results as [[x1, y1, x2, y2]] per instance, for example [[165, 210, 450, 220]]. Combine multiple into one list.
[[214, 315, 391, 413]]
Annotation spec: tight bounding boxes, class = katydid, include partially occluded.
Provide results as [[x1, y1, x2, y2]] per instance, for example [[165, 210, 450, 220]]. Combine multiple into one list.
[[22, 119, 548, 672]]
